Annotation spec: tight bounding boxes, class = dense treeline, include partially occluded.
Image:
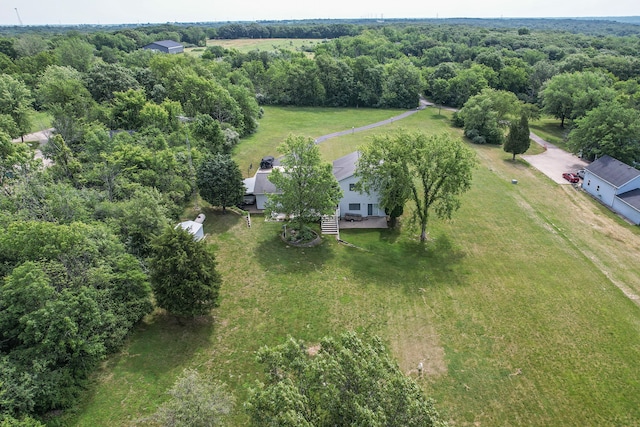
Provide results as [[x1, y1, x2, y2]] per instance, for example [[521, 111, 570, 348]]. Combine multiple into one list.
[[1, 17, 640, 423]]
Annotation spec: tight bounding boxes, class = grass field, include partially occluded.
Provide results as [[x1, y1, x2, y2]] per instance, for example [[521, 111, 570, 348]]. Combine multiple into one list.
[[28, 109, 51, 133], [185, 38, 324, 56], [65, 107, 640, 426], [530, 116, 571, 150]]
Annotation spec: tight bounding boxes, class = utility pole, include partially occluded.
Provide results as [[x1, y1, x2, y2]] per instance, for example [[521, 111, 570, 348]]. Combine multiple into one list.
[[14, 8, 23, 26]]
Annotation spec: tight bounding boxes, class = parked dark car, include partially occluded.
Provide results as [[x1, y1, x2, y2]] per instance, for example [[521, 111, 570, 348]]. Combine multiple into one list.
[[562, 172, 580, 183]]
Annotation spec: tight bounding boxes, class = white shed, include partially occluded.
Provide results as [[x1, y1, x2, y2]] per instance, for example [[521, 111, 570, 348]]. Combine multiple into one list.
[[176, 220, 204, 241]]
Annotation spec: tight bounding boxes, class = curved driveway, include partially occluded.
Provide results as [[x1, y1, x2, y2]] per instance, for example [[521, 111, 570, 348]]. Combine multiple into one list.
[[521, 133, 588, 184], [314, 109, 421, 144], [313, 100, 587, 186]]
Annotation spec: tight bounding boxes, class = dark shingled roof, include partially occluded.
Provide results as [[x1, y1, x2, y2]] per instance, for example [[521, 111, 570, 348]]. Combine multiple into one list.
[[332, 151, 360, 182], [252, 168, 278, 195], [585, 155, 640, 188], [617, 188, 640, 211], [152, 40, 183, 48]]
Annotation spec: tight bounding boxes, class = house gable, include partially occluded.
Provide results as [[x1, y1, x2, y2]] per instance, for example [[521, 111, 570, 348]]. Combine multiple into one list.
[[613, 189, 640, 225]]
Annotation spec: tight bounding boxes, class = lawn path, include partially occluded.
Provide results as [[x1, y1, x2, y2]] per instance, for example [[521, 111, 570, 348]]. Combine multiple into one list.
[[313, 109, 421, 143]]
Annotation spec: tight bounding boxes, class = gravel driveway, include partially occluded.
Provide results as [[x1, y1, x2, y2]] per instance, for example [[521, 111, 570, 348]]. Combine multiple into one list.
[[521, 133, 588, 184], [12, 128, 53, 167]]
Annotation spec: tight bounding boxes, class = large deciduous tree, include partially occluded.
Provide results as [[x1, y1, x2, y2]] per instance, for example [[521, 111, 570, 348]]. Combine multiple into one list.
[[36, 65, 95, 145], [196, 154, 245, 213], [457, 88, 522, 145], [149, 369, 234, 427], [503, 115, 531, 161], [148, 226, 222, 317], [0, 74, 33, 141], [540, 71, 616, 128], [0, 221, 152, 416], [357, 131, 476, 242], [84, 62, 140, 103], [246, 332, 447, 427], [381, 58, 423, 108], [567, 102, 640, 164], [265, 135, 342, 233]]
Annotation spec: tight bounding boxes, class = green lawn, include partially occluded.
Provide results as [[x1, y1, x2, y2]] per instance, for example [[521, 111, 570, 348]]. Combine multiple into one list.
[[233, 106, 410, 176], [65, 106, 640, 427], [530, 116, 571, 150], [28, 109, 52, 133], [185, 38, 325, 56]]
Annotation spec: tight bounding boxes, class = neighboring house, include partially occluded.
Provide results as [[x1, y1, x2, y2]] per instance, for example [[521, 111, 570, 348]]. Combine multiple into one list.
[[582, 155, 640, 224], [243, 151, 382, 218], [142, 40, 184, 54]]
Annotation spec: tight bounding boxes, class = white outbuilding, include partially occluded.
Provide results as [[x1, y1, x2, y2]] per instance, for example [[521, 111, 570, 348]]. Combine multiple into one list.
[[176, 219, 205, 241]]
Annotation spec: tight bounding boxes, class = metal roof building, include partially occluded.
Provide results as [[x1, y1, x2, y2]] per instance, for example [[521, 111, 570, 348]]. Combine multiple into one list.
[[143, 40, 184, 54]]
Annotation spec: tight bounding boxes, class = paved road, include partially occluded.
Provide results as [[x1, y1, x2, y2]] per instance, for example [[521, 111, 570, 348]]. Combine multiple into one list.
[[522, 133, 588, 184], [12, 128, 54, 167]]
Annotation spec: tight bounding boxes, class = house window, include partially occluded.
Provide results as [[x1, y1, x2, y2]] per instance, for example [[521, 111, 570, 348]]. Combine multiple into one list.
[[597, 185, 600, 191], [587, 180, 590, 186], [348, 203, 361, 211], [349, 183, 356, 191]]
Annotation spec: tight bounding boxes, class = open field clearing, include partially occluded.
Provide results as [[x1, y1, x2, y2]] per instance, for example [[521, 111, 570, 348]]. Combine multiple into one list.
[[67, 107, 640, 426], [186, 38, 324, 56]]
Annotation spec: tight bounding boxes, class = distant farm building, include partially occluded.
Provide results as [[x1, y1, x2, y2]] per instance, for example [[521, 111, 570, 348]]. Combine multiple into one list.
[[143, 40, 184, 54]]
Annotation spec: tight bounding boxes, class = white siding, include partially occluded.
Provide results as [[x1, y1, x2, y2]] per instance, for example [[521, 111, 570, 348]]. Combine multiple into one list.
[[338, 176, 382, 218], [582, 171, 617, 206], [256, 194, 269, 210], [612, 198, 640, 224]]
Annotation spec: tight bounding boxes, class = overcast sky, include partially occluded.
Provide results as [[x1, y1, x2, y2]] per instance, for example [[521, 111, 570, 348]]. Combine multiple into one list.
[[2, 0, 639, 26]]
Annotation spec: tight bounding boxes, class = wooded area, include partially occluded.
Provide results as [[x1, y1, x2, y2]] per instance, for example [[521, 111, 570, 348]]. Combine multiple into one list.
[[1, 17, 640, 425]]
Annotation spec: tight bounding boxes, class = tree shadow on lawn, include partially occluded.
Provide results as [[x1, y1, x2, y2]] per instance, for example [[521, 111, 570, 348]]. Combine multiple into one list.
[[198, 206, 245, 235], [343, 231, 468, 292], [100, 311, 215, 380], [73, 312, 215, 423], [503, 158, 530, 169], [253, 228, 335, 275]]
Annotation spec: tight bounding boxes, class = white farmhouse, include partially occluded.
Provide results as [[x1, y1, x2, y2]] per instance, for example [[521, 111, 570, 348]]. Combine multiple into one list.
[[332, 151, 383, 219], [243, 151, 383, 220]]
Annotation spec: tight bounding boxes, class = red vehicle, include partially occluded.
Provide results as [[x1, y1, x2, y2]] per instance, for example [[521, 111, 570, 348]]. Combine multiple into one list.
[[562, 172, 580, 183]]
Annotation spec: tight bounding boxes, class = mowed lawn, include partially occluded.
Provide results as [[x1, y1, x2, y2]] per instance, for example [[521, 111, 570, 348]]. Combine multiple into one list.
[[67, 107, 640, 426]]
